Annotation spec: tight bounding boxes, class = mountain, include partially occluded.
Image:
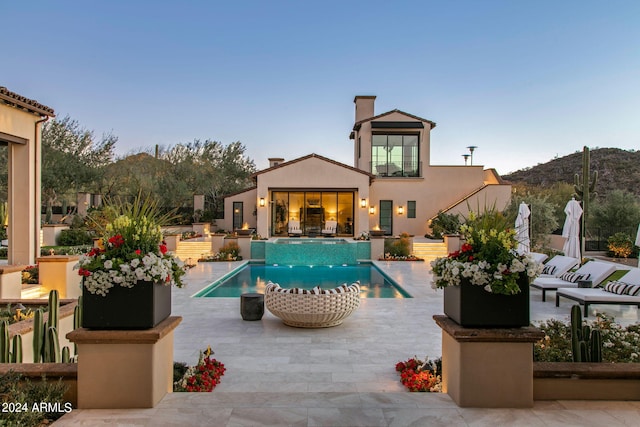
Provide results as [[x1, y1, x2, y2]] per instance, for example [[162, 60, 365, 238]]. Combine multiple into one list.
[[502, 148, 640, 197]]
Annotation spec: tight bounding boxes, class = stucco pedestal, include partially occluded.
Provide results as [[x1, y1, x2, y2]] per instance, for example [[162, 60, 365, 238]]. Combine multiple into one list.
[[67, 316, 182, 409], [0, 265, 25, 299], [434, 315, 544, 408], [37, 255, 81, 299], [369, 236, 385, 260]]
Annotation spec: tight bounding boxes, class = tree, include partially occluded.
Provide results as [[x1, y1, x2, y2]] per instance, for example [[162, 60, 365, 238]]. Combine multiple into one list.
[[41, 116, 116, 221], [102, 140, 257, 220], [589, 190, 640, 230]]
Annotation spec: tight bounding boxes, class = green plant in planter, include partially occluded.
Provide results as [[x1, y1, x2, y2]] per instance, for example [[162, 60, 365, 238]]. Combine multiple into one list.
[[571, 305, 603, 362], [431, 209, 542, 295], [76, 193, 187, 296]]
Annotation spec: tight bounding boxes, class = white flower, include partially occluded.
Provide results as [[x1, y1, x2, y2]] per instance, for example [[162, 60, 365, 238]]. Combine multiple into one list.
[[104, 260, 113, 269]]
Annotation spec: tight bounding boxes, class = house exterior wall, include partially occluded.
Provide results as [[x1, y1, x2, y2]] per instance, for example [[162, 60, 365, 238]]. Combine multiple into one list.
[[220, 188, 257, 233], [353, 110, 431, 174], [253, 156, 371, 238], [0, 103, 45, 265]]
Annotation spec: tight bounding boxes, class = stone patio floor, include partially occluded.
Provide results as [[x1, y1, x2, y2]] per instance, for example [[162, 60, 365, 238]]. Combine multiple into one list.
[[54, 258, 640, 426]]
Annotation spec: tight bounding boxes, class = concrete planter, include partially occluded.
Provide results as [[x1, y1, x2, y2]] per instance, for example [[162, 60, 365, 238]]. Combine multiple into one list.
[[534, 362, 640, 400]]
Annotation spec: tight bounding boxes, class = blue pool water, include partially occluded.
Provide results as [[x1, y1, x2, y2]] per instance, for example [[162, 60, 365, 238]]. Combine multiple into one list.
[[195, 263, 411, 298]]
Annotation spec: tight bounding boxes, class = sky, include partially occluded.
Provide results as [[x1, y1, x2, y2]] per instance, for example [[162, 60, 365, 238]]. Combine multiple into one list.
[[2, 1, 639, 175]]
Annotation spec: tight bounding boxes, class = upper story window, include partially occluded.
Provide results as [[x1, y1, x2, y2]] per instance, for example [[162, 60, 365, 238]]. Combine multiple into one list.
[[371, 134, 419, 177]]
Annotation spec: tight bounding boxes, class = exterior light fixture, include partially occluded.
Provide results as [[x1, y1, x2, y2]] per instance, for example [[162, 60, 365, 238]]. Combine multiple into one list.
[[259, 197, 266, 207], [397, 206, 404, 215], [360, 198, 367, 208], [369, 206, 375, 215]]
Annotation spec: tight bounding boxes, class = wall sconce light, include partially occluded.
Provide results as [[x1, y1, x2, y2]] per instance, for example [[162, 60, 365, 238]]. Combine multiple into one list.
[[397, 206, 404, 215], [259, 197, 266, 207], [360, 198, 367, 208], [369, 206, 375, 215]]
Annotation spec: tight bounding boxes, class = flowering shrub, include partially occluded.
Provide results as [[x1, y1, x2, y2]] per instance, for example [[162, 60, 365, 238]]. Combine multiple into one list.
[[199, 242, 242, 262], [76, 195, 186, 296], [607, 232, 634, 258], [21, 265, 39, 284], [534, 314, 640, 363], [395, 356, 442, 392], [431, 210, 541, 295], [174, 347, 226, 392]]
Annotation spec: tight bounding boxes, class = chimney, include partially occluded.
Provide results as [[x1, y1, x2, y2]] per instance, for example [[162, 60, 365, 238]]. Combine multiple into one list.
[[268, 157, 284, 168], [354, 95, 376, 122]]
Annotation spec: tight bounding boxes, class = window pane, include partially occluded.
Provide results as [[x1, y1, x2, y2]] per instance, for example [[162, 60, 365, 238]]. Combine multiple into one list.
[[403, 135, 419, 176], [379, 200, 393, 235], [337, 192, 353, 235], [372, 135, 387, 175], [408, 201, 416, 219]]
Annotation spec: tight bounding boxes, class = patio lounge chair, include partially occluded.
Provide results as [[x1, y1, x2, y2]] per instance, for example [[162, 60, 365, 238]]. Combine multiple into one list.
[[531, 260, 616, 302], [537, 255, 580, 278], [556, 268, 640, 316], [529, 252, 549, 264], [321, 220, 337, 237], [288, 220, 302, 237]]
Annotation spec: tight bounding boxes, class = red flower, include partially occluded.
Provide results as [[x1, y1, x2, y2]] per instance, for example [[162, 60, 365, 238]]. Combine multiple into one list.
[[108, 234, 125, 248], [135, 249, 142, 255], [77, 268, 92, 277], [449, 251, 460, 258], [461, 243, 473, 253], [159, 244, 168, 255]]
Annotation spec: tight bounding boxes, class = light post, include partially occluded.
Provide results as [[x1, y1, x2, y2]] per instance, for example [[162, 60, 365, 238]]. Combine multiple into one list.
[[466, 146, 478, 165]]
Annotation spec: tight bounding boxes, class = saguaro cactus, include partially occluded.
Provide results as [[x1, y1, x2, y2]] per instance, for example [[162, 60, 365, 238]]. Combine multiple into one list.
[[48, 289, 59, 332], [0, 320, 9, 363], [33, 308, 44, 362], [573, 146, 598, 255], [11, 335, 22, 363]]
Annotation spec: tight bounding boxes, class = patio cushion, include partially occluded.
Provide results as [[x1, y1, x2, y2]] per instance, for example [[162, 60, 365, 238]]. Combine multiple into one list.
[[542, 265, 557, 275]]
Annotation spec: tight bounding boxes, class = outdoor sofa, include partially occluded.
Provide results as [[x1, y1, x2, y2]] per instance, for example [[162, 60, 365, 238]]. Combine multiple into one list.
[[531, 260, 616, 302], [556, 267, 640, 316], [264, 281, 360, 328]]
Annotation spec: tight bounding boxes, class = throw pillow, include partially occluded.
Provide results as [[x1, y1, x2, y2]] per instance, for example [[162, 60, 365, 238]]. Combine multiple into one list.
[[560, 272, 591, 283], [603, 281, 630, 295], [541, 265, 557, 275], [624, 284, 640, 296]]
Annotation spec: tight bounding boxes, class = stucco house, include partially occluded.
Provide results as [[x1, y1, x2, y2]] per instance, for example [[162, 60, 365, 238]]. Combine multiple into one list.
[[221, 96, 511, 237]]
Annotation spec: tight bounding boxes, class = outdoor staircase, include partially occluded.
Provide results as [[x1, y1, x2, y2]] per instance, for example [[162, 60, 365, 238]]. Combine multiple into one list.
[[174, 239, 213, 262], [412, 240, 448, 264]]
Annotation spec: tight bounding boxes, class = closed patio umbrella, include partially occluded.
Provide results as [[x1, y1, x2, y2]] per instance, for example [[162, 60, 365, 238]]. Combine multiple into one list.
[[636, 224, 640, 267], [515, 202, 531, 254], [562, 198, 583, 259]]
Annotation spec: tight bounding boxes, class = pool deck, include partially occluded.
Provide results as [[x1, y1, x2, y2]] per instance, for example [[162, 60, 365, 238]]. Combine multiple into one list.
[[55, 258, 640, 426]]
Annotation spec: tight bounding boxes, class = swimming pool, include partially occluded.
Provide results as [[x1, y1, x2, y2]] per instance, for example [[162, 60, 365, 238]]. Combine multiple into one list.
[[195, 263, 411, 298]]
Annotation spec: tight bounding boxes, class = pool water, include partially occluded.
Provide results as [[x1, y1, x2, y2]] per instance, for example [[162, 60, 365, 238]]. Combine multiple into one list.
[[195, 263, 411, 298]]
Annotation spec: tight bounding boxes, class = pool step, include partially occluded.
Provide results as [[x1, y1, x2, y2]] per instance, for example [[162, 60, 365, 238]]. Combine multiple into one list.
[[174, 240, 213, 262], [412, 241, 448, 264]]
